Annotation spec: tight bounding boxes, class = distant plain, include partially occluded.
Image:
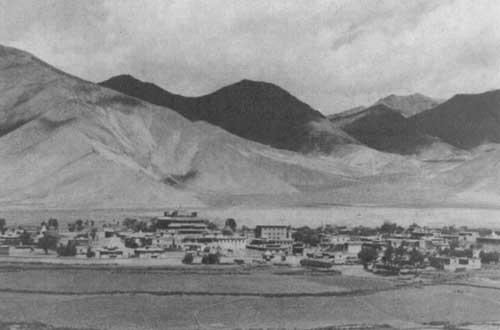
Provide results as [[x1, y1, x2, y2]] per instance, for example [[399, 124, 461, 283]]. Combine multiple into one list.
[[2, 205, 500, 229]]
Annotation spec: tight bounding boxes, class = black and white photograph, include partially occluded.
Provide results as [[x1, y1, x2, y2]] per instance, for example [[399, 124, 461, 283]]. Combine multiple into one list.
[[1, 1, 500, 329]]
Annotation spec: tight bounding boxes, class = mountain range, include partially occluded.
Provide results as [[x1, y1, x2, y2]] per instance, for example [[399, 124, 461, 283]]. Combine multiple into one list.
[[100, 75, 355, 154], [0, 44, 390, 209], [3, 44, 500, 209]]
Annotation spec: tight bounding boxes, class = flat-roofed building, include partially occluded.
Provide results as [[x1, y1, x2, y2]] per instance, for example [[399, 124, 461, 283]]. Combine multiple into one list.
[[155, 210, 208, 236], [439, 256, 482, 272], [182, 235, 247, 252], [255, 225, 291, 241], [477, 235, 500, 252]]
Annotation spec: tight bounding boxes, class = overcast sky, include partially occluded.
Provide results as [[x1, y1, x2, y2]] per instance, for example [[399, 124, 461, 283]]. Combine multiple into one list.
[[1, 0, 500, 114]]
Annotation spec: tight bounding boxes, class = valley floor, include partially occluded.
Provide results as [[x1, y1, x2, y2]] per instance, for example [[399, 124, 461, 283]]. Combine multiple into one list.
[[1, 264, 500, 330], [3, 205, 500, 229]]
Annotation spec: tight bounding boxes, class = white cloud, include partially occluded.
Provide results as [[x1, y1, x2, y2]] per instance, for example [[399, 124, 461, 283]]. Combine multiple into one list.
[[1, 0, 500, 114]]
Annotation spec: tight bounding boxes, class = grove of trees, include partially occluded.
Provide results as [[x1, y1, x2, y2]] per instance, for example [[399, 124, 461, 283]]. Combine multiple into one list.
[[292, 226, 321, 246], [358, 246, 379, 268]]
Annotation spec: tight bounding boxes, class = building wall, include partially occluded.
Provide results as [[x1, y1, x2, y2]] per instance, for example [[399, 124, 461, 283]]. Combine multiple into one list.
[[256, 226, 290, 240], [206, 238, 247, 251], [347, 243, 362, 255], [443, 257, 481, 271]]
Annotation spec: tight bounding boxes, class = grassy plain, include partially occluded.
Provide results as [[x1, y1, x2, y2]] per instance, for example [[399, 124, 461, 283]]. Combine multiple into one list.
[[1, 265, 500, 329]]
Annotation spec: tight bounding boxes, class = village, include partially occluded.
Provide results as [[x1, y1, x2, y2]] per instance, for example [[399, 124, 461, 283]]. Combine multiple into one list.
[[0, 209, 499, 275]]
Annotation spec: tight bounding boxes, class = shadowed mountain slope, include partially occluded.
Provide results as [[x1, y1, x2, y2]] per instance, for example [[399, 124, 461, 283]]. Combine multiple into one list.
[[5, 44, 500, 209], [100, 75, 356, 153], [411, 90, 500, 149], [0, 45, 375, 209], [335, 104, 437, 155]]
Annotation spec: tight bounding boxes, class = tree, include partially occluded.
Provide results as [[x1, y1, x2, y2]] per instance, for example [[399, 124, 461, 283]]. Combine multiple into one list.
[[56, 240, 77, 257], [182, 253, 194, 264], [449, 239, 459, 250], [395, 243, 406, 259], [90, 228, 97, 240], [480, 251, 499, 264], [478, 228, 492, 237], [124, 238, 139, 249], [379, 222, 403, 235], [409, 248, 424, 266], [38, 233, 58, 254], [441, 225, 457, 235], [47, 218, 59, 230], [123, 218, 138, 230], [19, 230, 33, 246], [292, 226, 320, 246], [358, 246, 379, 269], [86, 247, 95, 258], [383, 245, 395, 265], [77, 219, 84, 231], [201, 253, 219, 264], [206, 221, 218, 231], [351, 226, 378, 236], [225, 218, 237, 232], [0, 218, 6, 233]]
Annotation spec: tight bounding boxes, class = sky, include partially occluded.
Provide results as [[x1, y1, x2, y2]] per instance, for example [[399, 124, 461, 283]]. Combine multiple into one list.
[[1, 0, 500, 114]]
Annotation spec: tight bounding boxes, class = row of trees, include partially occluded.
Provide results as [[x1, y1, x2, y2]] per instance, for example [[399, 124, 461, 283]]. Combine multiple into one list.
[[291, 222, 410, 247], [357, 244, 425, 269], [182, 252, 220, 265], [122, 218, 156, 232], [68, 219, 95, 232], [479, 251, 499, 264]]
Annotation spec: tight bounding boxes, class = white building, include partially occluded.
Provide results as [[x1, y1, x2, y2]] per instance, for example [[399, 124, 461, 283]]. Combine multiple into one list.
[[255, 225, 291, 241], [442, 257, 481, 272]]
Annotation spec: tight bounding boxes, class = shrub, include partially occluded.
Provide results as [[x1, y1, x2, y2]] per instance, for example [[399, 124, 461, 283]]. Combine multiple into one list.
[[86, 247, 95, 258], [201, 253, 219, 265], [358, 246, 379, 268], [38, 233, 59, 253], [182, 253, 194, 264], [292, 226, 321, 246], [480, 251, 499, 264], [56, 240, 77, 257], [300, 258, 333, 268]]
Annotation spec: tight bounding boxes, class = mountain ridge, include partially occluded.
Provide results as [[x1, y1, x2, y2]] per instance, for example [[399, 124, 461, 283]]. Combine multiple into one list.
[[100, 74, 357, 154], [0, 44, 371, 209], [411, 89, 500, 149], [374, 93, 442, 117]]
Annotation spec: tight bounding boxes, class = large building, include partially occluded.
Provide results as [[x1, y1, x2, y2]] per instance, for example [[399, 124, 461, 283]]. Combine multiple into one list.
[[254, 225, 291, 241], [477, 234, 500, 252], [155, 210, 208, 236]]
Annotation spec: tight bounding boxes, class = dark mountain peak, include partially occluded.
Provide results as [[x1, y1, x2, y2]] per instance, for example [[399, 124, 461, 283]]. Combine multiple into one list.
[[215, 79, 304, 105], [236, 78, 266, 85], [341, 103, 437, 155], [447, 89, 500, 102], [0, 44, 30, 59], [102, 74, 141, 84], [100, 74, 187, 115], [233, 78, 279, 87], [100, 75, 355, 153], [101, 74, 162, 91], [412, 89, 500, 149]]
